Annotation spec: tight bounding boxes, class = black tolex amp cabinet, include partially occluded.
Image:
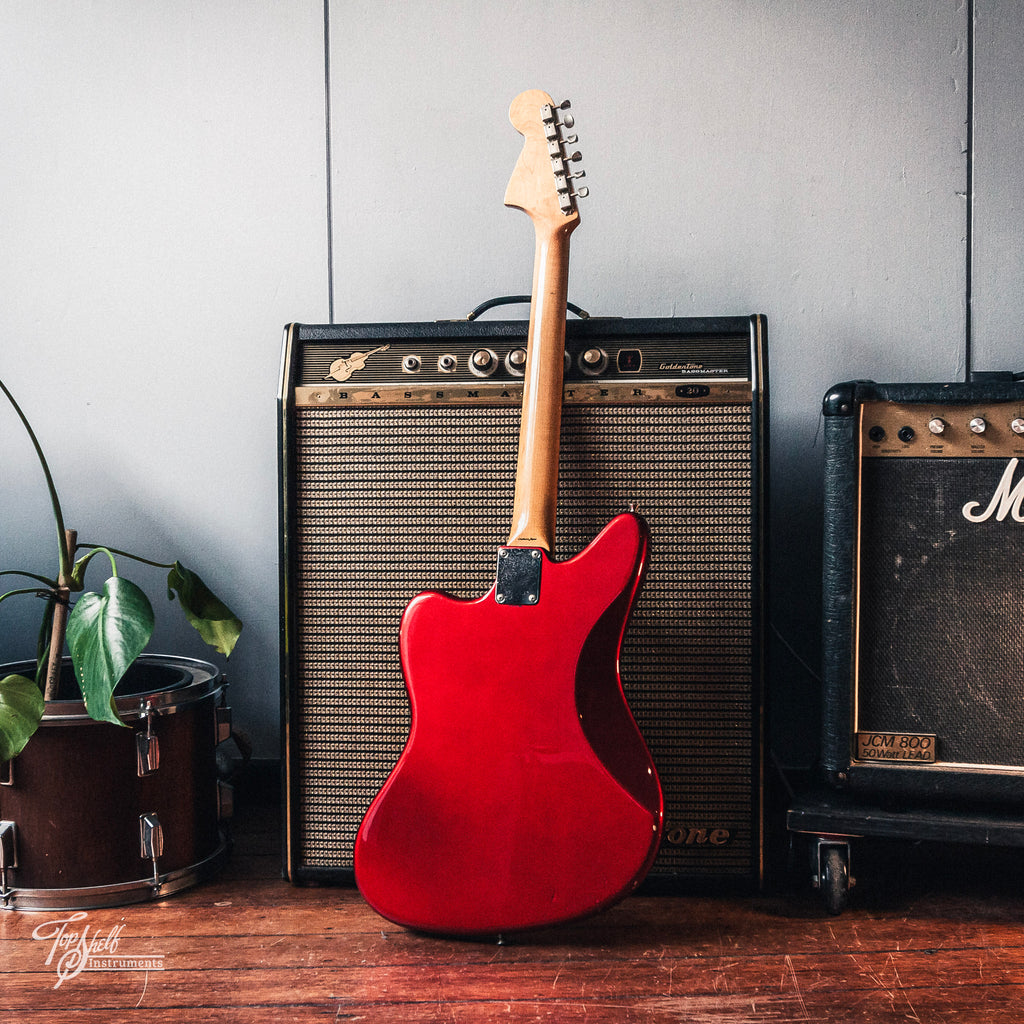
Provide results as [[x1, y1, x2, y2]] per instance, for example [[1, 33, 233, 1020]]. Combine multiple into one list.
[[820, 377, 1024, 804], [279, 313, 767, 889]]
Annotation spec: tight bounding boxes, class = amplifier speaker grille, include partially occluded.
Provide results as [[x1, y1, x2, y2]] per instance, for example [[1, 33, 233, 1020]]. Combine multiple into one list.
[[858, 457, 1024, 768], [286, 399, 762, 884]]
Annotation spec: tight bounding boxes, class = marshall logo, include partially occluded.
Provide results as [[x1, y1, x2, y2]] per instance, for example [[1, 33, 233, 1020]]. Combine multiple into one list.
[[325, 344, 390, 383], [962, 458, 1024, 523]]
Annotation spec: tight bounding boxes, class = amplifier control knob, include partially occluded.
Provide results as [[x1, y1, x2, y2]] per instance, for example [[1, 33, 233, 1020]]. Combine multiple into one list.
[[969, 416, 987, 434], [1011, 418, 1024, 435], [469, 349, 498, 377], [580, 347, 608, 375], [927, 417, 947, 435], [505, 348, 527, 376]]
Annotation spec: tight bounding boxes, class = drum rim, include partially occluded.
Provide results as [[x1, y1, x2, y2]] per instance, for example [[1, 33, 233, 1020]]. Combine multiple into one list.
[[0, 654, 223, 725], [0, 835, 228, 911]]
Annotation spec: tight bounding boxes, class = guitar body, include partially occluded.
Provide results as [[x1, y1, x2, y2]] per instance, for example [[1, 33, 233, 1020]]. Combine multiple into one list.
[[354, 512, 663, 936]]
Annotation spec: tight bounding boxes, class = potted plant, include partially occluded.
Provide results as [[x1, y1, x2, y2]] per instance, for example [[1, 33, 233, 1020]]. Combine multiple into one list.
[[0, 375, 242, 909]]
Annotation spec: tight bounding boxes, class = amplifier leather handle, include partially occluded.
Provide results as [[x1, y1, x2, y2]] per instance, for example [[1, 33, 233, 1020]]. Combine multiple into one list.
[[465, 295, 590, 321]]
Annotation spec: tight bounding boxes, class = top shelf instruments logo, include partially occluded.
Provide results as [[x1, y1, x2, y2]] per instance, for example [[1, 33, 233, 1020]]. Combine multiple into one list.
[[32, 912, 165, 990]]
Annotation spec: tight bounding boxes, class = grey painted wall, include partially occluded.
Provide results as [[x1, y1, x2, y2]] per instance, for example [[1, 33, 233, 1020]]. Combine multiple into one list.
[[1, 1, 1020, 767], [1, 1, 328, 757]]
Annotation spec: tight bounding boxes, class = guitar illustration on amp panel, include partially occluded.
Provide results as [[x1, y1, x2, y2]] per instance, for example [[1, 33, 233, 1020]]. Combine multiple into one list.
[[354, 89, 664, 937]]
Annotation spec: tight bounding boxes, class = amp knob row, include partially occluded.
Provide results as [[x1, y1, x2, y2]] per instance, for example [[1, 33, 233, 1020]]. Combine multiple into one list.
[[925, 416, 1024, 436], [400, 346, 643, 378], [461, 347, 612, 377]]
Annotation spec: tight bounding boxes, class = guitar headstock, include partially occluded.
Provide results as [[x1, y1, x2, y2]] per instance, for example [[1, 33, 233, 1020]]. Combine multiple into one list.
[[504, 89, 589, 229]]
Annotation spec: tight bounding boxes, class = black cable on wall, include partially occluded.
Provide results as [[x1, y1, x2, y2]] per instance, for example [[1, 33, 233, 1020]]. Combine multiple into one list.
[[965, 0, 975, 380], [323, 0, 335, 324]]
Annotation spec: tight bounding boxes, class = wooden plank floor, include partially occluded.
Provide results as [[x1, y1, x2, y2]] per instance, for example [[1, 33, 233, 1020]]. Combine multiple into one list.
[[4, 777, 1024, 1022]]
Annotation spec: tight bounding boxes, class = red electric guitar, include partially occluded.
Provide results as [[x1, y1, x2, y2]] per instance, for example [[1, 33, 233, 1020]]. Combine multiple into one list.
[[354, 90, 663, 936]]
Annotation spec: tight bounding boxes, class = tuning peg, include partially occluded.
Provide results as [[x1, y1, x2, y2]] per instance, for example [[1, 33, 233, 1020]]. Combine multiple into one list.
[[556, 181, 589, 214], [541, 100, 576, 130], [555, 169, 586, 194]]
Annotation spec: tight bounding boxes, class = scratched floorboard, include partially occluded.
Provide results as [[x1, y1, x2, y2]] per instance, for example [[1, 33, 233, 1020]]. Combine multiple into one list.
[[4, 776, 1024, 1022]]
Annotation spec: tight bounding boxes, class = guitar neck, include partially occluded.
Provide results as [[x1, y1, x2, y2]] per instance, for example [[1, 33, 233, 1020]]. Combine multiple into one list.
[[502, 88, 586, 553], [506, 222, 574, 552]]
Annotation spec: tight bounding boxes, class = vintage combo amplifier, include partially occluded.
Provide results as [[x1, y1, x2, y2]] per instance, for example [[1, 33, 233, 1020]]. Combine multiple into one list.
[[279, 313, 767, 889], [821, 377, 1024, 803]]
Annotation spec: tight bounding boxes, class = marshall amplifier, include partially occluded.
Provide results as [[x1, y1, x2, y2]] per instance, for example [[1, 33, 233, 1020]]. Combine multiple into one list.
[[821, 376, 1024, 804], [279, 313, 767, 889]]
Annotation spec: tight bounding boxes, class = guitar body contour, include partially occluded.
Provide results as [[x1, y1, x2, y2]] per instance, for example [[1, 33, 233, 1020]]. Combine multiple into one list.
[[354, 512, 663, 936]]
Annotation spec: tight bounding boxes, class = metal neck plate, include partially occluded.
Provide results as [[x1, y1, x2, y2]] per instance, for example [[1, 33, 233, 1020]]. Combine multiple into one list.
[[495, 548, 543, 606]]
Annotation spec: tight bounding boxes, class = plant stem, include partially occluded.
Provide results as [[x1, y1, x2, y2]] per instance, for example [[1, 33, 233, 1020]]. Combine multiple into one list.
[[0, 587, 52, 606], [44, 528, 77, 701], [0, 377, 72, 580], [72, 546, 120, 583], [76, 544, 175, 571], [0, 570, 59, 589]]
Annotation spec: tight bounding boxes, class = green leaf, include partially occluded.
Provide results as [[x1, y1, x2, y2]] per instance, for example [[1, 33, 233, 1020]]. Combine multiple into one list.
[[66, 577, 155, 726], [70, 548, 106, 591], [0, 674, 45, 761], [167, 562, 242, 657]]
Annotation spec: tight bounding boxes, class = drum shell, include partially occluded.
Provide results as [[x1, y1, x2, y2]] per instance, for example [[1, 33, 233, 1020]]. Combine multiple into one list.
[[0, 656, 225, 901]]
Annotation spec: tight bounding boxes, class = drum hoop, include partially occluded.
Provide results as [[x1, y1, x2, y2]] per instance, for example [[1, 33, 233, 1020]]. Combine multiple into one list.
[[1, 655, 224, 726], [0, 836, 228, 911]]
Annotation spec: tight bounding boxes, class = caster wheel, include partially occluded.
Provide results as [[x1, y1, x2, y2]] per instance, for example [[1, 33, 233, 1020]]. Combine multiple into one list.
[[821, 845, 850, 915]]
